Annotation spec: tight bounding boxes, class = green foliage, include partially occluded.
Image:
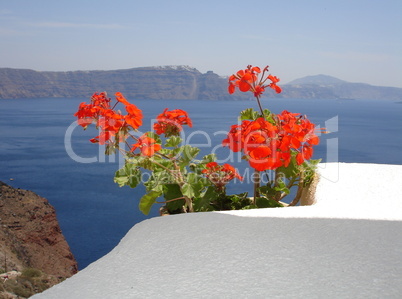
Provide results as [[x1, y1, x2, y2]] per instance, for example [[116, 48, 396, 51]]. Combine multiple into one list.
[[207, 192, 251, 211], [201, 153, 217, 163], [163, 184, 185, 213], [139, 191, 162, 215], [226, 192, 251, 210], [193, 186, 216, 211], [179, 145, 200, 167], [113, 131, 215, 214], [262, 109, 276, 124], [258, 155, 320, 204], [181, 183, 195, 198], [256, 197, 284, 208], [303, 159, 321, 186], [114, 163, 141, 188], [240, 108, 259, 120], [165, 136, 182, 147], [240, 107, 275, 123]]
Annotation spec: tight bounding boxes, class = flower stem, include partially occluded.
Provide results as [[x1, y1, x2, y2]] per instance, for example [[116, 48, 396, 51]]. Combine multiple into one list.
[[288, 172, 305, 206], [252, 94, 264, 204], [253, 170, 260, 205], [156, 197, 187, 204], [255, 96, 265, 117]]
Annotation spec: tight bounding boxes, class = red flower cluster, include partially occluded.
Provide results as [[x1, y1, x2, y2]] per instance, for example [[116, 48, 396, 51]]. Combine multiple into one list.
[[222, 111, 320, 171], [228, 65, 282, 97], [75, 92, 111, 128], [153, 108, 193, 137], [74, 92, 143, 145], [131, 133, 162, 157], [115, 92, 143, 129], [202, 162, 243, 190], [278, 110, 319, 165]]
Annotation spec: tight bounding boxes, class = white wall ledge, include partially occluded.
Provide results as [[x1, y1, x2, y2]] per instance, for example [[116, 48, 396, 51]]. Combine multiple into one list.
[[221, 162, 402, 221], [33, 163, 402, 298]]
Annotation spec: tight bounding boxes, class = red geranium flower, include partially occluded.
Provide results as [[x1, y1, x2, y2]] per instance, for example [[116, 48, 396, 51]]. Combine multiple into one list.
[[228, 65, 281, 96], [115, 92, 143, 129], [248, 145, 282, 171], [124, 104, 143, 129], [131, 134, 162, 157], [202, 162, 243, 191], [222, 120, 251, 152], [75, 92, 144, 145], [74, 92, 112, 128], [277, 110, 320, 165], [154, 108, 192, 137], [89, 113, 126, 145], [267, 74, 281, 93], [222, 111, 321, 171]]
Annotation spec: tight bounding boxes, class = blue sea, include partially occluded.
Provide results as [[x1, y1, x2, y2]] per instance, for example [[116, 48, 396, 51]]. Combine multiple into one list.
[[1, 97, 401, 269]]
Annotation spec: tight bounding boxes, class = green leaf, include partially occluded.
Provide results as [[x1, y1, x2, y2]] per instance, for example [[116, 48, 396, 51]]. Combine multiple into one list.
[[114, 163, 141, 188], [259, 185, 274, 195], [163, 184, 182, 200], [274, 185, 290, 195], [180, 145, 200, 166], [163, 184, 185, 212], [193, 186, 217, 211], [226, 192, 250, 210], [158, 148, 174, 157], [165, 136, 182, 147], [186, 172, 199, 184], [201, 154, 217, 163], [133, 156, 154, 170], [302, 158, 321, 186], [274, 176, 290, 195], [114, 176, 128, 187], [181, 183, 195, 198], [139, 190, 162, 215], [144, 171, 171, 193], [303, 158, 321, 172], [256, 197, 284, 208], [241, 205, 258, 210], [240, 108, 259, 120], [184, 172, 208, 198], [128, 169, 141, 188], [151, 157, 173, 170], [114, 166, 128, 187], [262, 109, 276, 124]]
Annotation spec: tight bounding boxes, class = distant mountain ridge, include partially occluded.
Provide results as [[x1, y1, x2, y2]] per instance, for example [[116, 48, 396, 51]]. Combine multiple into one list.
[[287, 74, 347, 85], [282, 74, 402, 100], [0, 66, 401, 100]]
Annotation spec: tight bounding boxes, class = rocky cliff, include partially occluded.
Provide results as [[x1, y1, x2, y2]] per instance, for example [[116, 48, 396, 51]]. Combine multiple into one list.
[[1, 67, 401, 100], [0, 66, 243, 100], [0, 181, 77, 297]]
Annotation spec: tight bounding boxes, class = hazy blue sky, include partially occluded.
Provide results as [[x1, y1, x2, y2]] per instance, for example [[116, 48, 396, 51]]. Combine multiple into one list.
[[1, 0, 401, 87]]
